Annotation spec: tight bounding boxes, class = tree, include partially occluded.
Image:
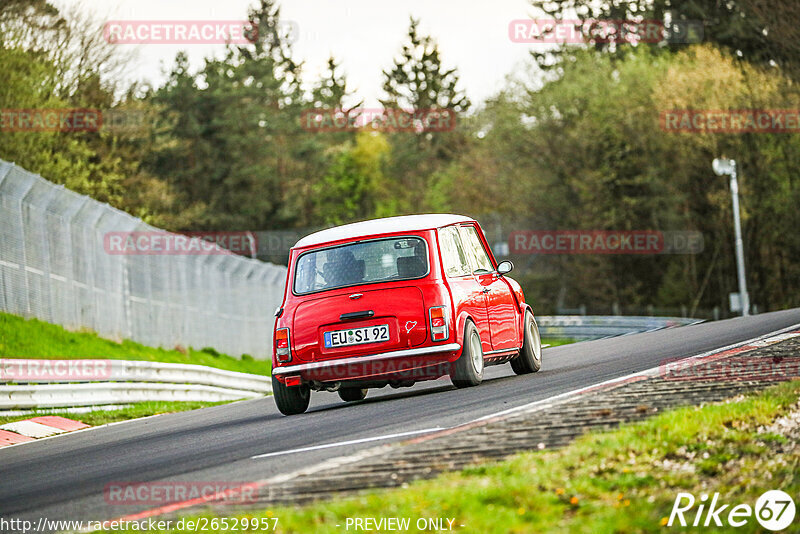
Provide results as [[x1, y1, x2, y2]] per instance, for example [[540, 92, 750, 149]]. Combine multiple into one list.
[[0, 0, 130, 100], [379, 17, 471, 212], [146, 0, 315, 231], [313, 131, 390, 225], [528, 0, 800, 76], [0, 1, 177, 219], [381, 18, 470, 113], [0, 45, 97, 194]]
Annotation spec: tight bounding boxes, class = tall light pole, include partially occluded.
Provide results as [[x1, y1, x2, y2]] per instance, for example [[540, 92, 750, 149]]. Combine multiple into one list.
[[713, 158, 750, 316]]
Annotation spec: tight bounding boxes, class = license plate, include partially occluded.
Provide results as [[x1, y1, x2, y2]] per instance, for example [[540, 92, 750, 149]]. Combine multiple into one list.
[[324, 324, 390, 348]]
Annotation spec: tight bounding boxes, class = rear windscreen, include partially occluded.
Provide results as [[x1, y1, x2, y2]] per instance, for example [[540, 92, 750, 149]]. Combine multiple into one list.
[[293, 237, 429, 294]]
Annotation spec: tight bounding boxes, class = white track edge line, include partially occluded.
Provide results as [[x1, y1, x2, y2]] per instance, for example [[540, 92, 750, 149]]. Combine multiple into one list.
[[251, 428, 445, 459]]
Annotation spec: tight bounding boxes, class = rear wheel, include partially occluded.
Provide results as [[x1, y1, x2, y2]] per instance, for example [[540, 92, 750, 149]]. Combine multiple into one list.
[[510, 311, 542, 375], [451, 321, 484, 388], [338, 387, 368, 402], [272, 375, 311, 415]]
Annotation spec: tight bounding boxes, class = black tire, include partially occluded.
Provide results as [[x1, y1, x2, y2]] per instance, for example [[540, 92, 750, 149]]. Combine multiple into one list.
[[510, 311, 542, 375], [338, 387, 368, 402], [272, 375, 311, 415], [451, 321, 484, 388]]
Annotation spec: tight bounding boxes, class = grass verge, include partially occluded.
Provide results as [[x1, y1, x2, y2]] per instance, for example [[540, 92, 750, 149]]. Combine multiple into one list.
[[541, 337, 576, 348], [0, 312, 269, 375], [0, 401, 233, 426], [152, 380, 800, 534]]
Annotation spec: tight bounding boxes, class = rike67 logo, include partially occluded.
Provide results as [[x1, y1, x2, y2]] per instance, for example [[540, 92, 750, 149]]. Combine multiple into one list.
[[667, 490, 796, 531]]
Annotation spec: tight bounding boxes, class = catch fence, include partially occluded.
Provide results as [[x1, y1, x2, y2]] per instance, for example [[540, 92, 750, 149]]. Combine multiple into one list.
[[0, 160, 286, 358]]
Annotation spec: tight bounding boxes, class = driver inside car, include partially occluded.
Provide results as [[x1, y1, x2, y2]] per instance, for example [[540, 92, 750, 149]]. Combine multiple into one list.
[[322, 248, 365, 287]]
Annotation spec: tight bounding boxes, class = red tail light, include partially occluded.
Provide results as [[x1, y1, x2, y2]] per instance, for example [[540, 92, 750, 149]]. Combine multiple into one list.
[[275, 327, 291, 362], [429, 306, 449, 342]]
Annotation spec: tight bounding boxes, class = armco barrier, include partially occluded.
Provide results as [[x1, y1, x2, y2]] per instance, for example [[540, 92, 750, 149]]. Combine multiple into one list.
[[0, 359, 271, 409], [537, 315, 703, 340], [0, 383, 263, 409], [0, 359, 271, 390]]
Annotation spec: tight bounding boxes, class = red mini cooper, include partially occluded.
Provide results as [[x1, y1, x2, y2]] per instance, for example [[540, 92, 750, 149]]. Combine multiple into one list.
[[271, 214, 542, 415]]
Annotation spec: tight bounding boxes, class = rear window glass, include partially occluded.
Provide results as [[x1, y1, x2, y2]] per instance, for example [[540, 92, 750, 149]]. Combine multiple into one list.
[[293, 237, 429, 294]]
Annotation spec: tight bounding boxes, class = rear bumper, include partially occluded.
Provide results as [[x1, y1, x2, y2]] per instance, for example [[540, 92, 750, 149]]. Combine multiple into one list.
[[272, 343, 461, 379]]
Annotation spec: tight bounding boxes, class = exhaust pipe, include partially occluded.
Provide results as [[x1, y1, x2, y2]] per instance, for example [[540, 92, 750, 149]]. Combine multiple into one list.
[[309, 380, 341, 392]]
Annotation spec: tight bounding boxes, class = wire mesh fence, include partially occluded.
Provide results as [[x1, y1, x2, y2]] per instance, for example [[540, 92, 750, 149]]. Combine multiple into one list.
[[0, 160, 286, 359]]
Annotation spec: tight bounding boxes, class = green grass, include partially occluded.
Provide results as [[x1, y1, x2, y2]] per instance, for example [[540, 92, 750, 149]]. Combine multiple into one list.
[[0, 401, 232, 426], [541, 337, 576, 348], [145, 380, 800, 534], [0, 312, 270, 375]]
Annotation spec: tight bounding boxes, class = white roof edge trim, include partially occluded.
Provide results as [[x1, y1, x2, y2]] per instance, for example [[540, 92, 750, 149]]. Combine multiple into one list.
[[294, 214, 476, 248]]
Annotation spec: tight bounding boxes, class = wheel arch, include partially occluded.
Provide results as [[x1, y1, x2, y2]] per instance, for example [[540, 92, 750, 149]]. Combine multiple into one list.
[[455, 310, 475, 347], [518, 304, 534, 346]]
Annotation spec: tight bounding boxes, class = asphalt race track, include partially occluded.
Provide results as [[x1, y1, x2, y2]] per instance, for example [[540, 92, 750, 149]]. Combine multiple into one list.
[[2, 308, 800, 527]]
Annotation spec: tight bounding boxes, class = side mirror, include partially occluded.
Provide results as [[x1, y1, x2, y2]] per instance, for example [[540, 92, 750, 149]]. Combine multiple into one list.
[[496, 260, 514, 276]]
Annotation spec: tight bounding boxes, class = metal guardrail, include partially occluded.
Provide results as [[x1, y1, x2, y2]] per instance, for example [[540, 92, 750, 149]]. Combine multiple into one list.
[[0, 383, 263, 409], [0, 359, 271, 409], [537, 315, 703, 340]]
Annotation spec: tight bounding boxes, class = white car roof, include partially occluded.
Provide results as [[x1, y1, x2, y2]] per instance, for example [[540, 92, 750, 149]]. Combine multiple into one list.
[[294, 214, 475, 248]]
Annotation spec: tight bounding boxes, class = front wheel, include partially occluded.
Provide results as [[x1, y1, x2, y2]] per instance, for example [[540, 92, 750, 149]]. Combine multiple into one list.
[[272, 375, 311, 415], [451, 321, 484, 388], [338, 387, 368, 402], [510, 311, 542, 375]]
